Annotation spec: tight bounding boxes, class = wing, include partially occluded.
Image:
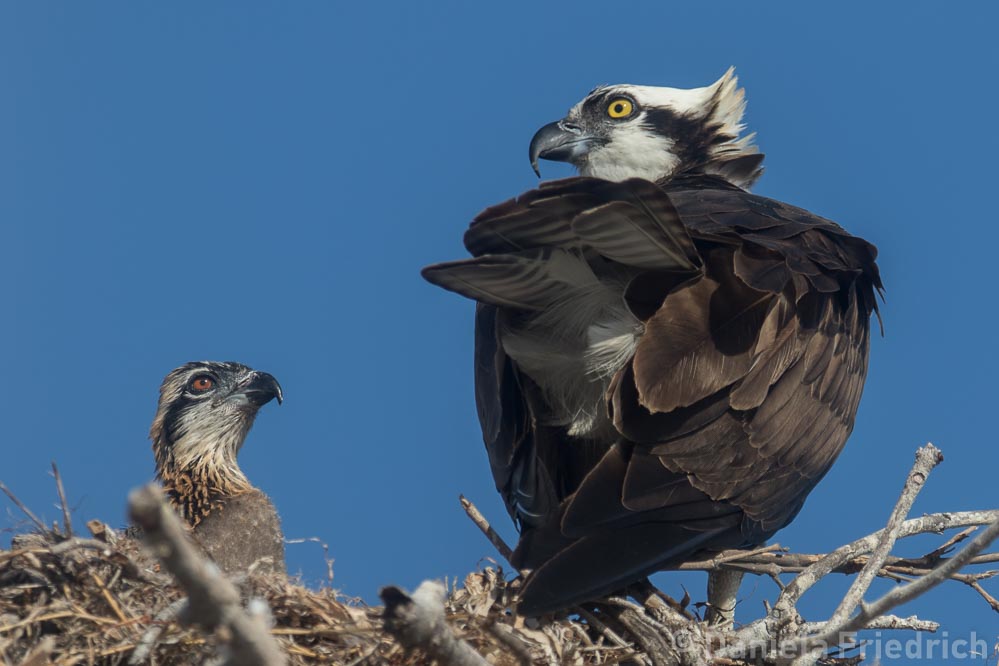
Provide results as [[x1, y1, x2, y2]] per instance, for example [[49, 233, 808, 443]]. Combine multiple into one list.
[[425, 178, 700, 535], [463, 176, 700, 270], [422, 176, 881, 615]]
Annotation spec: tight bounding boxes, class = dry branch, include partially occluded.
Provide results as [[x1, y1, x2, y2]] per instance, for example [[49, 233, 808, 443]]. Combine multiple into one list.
[[0, 482, 48, 535], [782, 444, 943, 666], [771, 446, 940, 627], [799, 614, 939, 634], [826, 443, 942, 627], [715, 507, 999, 647], [713, 446, 994, 664], [381, 580, 489, 666], [677, 546, 999, 575], [460, 494, 516, 567], [800, 516, 999, 651], [50, 462, 73, 538]]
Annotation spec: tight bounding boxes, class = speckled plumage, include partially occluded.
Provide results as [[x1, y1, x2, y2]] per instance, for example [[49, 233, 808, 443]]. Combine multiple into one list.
[[193, 489, 285, 574], [149, 361, 286, 574]]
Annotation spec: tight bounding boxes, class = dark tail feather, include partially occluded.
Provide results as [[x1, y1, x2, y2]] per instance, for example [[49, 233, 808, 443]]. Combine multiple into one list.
[[516, 521, 738, 616]]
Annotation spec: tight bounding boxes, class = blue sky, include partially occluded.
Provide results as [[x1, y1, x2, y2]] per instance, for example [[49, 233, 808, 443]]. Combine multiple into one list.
[[2, 2, 997, 660]]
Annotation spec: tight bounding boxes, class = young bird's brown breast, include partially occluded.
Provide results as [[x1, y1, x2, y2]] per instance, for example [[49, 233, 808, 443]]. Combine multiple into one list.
[[191, 489, 285, 574]]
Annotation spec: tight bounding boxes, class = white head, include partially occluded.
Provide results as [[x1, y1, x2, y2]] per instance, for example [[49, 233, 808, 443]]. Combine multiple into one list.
[[529, 68, 762, 187]]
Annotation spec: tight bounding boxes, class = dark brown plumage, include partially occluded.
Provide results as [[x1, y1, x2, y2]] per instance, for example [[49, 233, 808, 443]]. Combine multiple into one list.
[[149, 361, 286, 574], [422, 71, 882, 615]]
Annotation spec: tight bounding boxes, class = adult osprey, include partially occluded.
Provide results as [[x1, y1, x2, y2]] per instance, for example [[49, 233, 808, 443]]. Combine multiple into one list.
[[423, 69, 882, 616]]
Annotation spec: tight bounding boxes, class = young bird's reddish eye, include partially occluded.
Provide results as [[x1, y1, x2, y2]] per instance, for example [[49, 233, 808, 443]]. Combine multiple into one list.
[[190, 376, 214, 392]]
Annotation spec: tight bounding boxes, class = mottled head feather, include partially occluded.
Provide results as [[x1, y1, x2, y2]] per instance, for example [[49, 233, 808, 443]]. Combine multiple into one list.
[[149, 360, 281, 525]]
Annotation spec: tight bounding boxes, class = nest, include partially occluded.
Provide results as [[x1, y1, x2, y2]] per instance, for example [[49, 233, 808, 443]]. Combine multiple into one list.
[[0, 522, 641, 665], [6, 445, 998, 666]]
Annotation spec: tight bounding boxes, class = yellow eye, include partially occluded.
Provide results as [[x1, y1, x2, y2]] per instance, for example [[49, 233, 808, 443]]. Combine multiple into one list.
[[607, 98, 634, 119]]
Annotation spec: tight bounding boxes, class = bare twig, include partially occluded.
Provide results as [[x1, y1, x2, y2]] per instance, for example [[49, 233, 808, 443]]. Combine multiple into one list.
[[966, 580, 999, 611], [770, 509, 999, 621], [380, 580, 488, 666], [923, 526, 976, 561], [804, 516, 999, 649], [127, 483, 286, 666], [459, 495, 516, 567], [285, 536, 336, 585], [605, 596, 673, 635], [49, 537, 112, 555], [604, 600, 683, 666], [483, 619, 534, 666], [675, 547, 781, 569], [826, 444, 942, 629], [778, 444, 944, 642], [50, 462, 73, 538], [631, 579, 694, 623], [128, 598, 188, 665], [799, 614, 939, 634], [843, 520, 999, 631], [676, 548, 999, 575], [0, 482, 48, 535], [605, 596, 711, 666], [718, 491, 999, 660], [575, 607, 632, 650], [90, 570, 129, 623]]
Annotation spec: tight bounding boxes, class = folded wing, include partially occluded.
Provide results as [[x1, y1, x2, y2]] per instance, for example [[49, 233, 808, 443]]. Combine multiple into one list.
[[422, 175, 882, 615]]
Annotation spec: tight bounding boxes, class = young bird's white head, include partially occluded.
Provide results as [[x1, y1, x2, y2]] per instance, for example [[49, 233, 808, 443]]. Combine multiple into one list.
[[529, 68, 762, 188]]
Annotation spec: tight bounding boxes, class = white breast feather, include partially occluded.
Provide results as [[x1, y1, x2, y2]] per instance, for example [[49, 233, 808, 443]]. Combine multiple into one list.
[[500, 253, 642, 437], [580, 126, 678, 182]]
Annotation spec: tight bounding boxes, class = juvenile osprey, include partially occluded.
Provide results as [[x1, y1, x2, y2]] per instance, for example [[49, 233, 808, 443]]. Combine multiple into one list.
[[423, 69, 882, 615], [149, 361, 286, 574]]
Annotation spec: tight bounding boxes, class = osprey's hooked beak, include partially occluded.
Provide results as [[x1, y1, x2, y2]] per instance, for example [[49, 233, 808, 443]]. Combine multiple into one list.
[[529, 120, 597, 177], [228, 371, 284, 408]]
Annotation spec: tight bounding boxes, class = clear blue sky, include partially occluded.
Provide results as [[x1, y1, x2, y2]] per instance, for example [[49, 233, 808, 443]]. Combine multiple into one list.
[[3, 2, 997, 660]]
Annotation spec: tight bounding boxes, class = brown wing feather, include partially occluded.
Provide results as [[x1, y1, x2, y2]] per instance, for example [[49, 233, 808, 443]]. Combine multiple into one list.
[[632, 250, 774, 413], [464, 177, 618, 255], [426, 176, 881, 615]]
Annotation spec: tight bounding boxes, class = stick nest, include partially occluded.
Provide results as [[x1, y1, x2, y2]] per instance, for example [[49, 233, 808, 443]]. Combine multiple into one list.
[[0, 524, 632, 665]]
